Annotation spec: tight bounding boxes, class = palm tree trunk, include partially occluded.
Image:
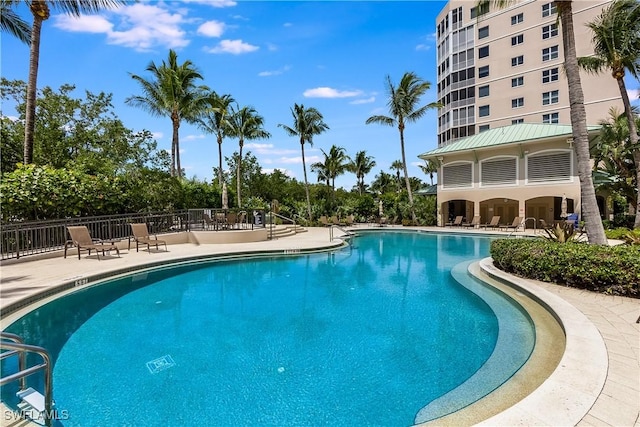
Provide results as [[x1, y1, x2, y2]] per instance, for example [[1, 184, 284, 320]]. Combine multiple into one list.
[[301, 140, 312, 220], [24, 3, 48, 164], [217, 133, 224, 187], [399, 128, 417, 224], [237, 140, 243, 208], [616, 77, 640, 228], [171, 117, 179, 177], [559, 1, 607, 244]]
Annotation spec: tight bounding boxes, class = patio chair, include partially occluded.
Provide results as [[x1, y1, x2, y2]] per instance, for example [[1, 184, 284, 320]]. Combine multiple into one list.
[[462, 215, 481, 228], [64, 226, 120, 260], [344, 215, 354, 226], [446, 216, 464, 227], [501, 216, 523, 232], [481, 216, 501, 230], [330, 215, 340, 225], [226, 212, 238, 229], [129, 223, 168, 253], [319, 215, 330, 227], [203, 213, 215, 230]]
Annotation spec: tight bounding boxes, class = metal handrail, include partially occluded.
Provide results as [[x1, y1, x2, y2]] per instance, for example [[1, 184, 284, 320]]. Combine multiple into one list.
[[330, 225, 355, 241], [0, 332, 53, 427], [267, 212, 298, 239]]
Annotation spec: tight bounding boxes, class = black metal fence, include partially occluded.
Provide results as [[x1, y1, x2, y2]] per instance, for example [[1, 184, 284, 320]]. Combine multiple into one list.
[[1, 208, 266, 260]]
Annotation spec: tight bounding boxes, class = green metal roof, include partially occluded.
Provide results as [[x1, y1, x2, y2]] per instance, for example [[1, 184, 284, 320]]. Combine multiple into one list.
[[419, 123, 601, 159]]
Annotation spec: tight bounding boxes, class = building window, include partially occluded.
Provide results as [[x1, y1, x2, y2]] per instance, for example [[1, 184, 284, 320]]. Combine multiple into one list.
[[511, 13, 523, 25], [528, 151, 571, 183], [470, 3, 489, 19], [479, 85, 490, 97], [479, 124, 490, 132], [542, 90, 559, 105], [512, 97, 524, 108], [542, 2, 557, 17], [479, 105, 490, 117], [478, 26, 489, 39], [443, 162, 473, 188], [542, 45, 559, 61], [511, 76, 524, 87], [478, 46, 489, 58], [542, 112, 559, 123], [511, 55, 524, 66], [512, 118, 524, 124], [542, 23, 558, 39], [481, 157, 517, 186], [478, 65, 489, 78], [511, 34, 524, 46], [542, 67, 559, 83]]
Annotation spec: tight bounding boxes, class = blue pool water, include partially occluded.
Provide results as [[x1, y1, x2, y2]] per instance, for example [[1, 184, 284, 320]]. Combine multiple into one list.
[[2, 232, 534, 426]]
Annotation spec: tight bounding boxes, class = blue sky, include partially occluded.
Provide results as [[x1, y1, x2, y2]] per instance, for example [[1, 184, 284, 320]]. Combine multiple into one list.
[[1, 0, 447, 190]]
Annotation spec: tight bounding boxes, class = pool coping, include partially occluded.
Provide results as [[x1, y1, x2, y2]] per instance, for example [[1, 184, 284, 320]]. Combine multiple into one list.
[[1, 227, 638, 426]]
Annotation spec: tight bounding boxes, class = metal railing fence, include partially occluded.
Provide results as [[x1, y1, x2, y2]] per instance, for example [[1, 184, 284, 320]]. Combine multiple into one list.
[[1, 208, 267, 260]]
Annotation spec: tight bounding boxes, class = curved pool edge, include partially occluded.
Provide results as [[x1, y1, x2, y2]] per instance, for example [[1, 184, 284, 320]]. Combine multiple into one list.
[[476, 257, 608, 426]]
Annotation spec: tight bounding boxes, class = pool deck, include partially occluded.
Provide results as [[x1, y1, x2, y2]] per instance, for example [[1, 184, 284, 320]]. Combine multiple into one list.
[[0, 226, 638, 426]]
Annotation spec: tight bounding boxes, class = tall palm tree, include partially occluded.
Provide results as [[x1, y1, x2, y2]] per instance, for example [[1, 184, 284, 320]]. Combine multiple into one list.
[[22, 0, 127, 165], [479, 0, 608, 244], [278, 104, 329, 219], [366, 72, 439, 224], [419, 159, 438, 186], [227, 105, 270, 207], [1, 0, 31, 44], [198, 91, 235, 187], [126, 49, 208, 177], [311, 145, 350, 206], [311, 158, 331, 188], [578, 0, 640, 228], [349, 150, 376, 195]]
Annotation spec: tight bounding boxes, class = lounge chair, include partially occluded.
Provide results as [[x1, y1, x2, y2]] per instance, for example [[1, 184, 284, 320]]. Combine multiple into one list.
[[462, 215, 481, 228], [344, 215, 354, 226], [379, 216, 388, 227], [501, 216, 523, 232], [319, 215, 330, 227], [129, 223, 168, 253], [64, 226, 120, 260], [481, 216, 501, 230], [539, 218, 552, 233], [226, 212, 238, 229], [203, 213, 215, 230], [330, 215, 340, 225], [446, 216, 464, 227]]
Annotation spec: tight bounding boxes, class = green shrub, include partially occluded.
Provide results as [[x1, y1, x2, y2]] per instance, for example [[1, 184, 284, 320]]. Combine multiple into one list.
[[490, 239, 640, 297], [605, 227, 633, 240]]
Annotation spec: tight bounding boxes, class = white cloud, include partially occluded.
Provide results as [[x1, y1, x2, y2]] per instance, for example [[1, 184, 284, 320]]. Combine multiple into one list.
[[197, 20, 225, 37], [181, 0, 237, 7], [415, 44, 431, 51], [303, 87, 363, 98], [245, 143, 298, 156], [54, 4, 191, 51], [183, 134, 206, 142], [350, 97, 375, 105], [263, 168, 294, 177], [284, 22, 293, 27], [628, 89, 640, 102], [205, 39, 259, 54], [54, 15, 113, 33], [152, 131, 164, 140], [258, 65, 291, 77]]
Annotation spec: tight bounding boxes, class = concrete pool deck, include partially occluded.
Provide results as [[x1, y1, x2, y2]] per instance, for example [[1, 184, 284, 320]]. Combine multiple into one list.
[[0, 226, 638, 426]]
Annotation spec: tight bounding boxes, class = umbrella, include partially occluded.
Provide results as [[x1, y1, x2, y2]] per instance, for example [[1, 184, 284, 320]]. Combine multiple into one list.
[[560, 194, 567, 218], [222, 183, 228, 210], [379, 200, 384, 217]]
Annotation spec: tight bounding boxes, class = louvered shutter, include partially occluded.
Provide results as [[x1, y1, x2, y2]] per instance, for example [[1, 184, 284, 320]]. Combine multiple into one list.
[[528, 152, 571, 182], [443, 163, 473, 188], [481, 158, 517, 186]]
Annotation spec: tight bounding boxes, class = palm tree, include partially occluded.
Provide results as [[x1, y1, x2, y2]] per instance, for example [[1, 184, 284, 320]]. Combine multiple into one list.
[[311, 158, 331, 188], [198, 91, 235, 187], [22, 0, 127, 165], [479, 1, 608, 244], [278, 104, 329, 219], [578, 0, 640, 228], [227, 105, 270, 207], [311, 145, 350, 206], [390, 160, 404, 192], [1, 0, 31, 44], [366, 72, 439, 224], [370, 171, 395, 195], [349, 150, 376, 195], [419, 159, 438, 186], [126, 49, 208, 177]]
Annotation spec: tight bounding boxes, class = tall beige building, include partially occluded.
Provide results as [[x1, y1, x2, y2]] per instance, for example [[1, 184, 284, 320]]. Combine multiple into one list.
[[436, 0, 622, 147]]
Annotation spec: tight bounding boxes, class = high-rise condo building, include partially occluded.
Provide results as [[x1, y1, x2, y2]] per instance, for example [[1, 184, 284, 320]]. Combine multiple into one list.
[[435, 0, 622, 147]]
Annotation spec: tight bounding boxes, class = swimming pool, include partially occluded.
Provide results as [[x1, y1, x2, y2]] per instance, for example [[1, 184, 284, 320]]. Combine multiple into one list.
[[2, 231, 535, 426]]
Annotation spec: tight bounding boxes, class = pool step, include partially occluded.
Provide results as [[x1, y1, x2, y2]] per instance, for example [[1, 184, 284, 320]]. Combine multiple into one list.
[[16, 387, 48, 425]]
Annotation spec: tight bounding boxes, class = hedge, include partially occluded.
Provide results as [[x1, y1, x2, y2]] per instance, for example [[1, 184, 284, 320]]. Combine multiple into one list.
[[490, 239, 640, 297]]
